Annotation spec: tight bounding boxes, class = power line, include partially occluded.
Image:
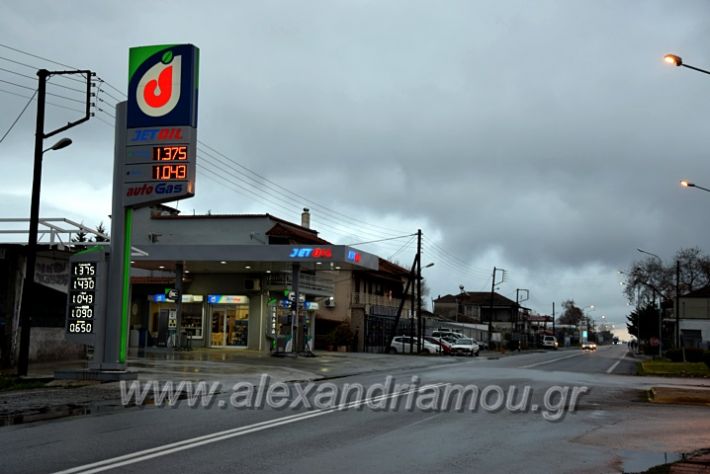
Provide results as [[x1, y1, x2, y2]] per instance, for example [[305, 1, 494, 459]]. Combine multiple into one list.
[[198, 141, 408, 238], [0, 89, 36, 144], [197, 148, 403, 242], [0, 77, 86, 104], [0, 66, 86, 95], [388, 235, 416, 260], [0, 42, 77, 70], [0, 55, 86, 84], [95, 77, 126, 99], [0, 87, 85, 114], [347, 234, 416, 246]]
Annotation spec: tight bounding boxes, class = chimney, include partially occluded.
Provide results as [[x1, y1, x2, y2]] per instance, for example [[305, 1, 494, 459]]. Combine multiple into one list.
[[301, 208, 310, 229]]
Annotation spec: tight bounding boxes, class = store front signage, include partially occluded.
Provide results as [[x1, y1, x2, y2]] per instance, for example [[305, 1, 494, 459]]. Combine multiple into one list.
[[208, 294, 249, 304], [124, 44, 199, 207], [277, 300, 319, 310], [288, 247, 333, 259], [346, 249, 362, 263], [150, 294, 203, 303], [127, 44, 199, 129]]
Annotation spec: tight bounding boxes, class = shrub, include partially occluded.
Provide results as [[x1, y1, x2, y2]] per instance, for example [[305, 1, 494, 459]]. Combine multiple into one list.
[[704, 350, 710, 370]]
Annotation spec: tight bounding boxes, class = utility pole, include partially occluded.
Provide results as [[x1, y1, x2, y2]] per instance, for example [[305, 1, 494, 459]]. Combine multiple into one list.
[[674, 260, 680, 349], [552, 302, 556, 341], [416, 229, 422, 353], [488, 267, 496, 349], [17, 69, 92, 376]]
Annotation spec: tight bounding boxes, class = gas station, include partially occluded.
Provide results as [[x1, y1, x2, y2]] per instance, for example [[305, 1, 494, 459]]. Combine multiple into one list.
[[62, 43, 383, 377]]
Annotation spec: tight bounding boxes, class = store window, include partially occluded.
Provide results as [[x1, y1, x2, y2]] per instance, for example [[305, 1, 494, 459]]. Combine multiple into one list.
[[147, 294, 205, 345], [208, 295, 250, 347]]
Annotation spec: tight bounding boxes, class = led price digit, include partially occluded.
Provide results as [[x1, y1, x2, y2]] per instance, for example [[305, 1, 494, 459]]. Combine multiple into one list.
[[73, 278, 95, 291], [152, 145, 188, 161], [152, 164, 187, 180], [72, 292, 94, 305], [71, 307, 93, 319]]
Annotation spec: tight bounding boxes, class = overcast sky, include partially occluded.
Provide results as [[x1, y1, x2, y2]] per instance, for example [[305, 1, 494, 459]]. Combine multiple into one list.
[[2, 1, 710, 335]]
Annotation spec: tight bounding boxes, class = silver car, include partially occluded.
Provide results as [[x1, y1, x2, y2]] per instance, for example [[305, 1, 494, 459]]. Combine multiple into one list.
[[450, 337, 480, 356]]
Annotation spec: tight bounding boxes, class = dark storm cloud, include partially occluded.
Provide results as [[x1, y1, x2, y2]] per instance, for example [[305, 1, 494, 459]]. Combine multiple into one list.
[[3, 0, 710, 322]]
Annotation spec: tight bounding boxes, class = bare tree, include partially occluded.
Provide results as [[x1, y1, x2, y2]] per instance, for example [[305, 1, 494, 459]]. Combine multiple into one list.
[[558, 300, 584, 326], [623, 247, 710, 304]]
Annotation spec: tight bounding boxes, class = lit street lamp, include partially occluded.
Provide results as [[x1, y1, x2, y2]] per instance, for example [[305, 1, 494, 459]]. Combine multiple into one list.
[[664, 54, 710, 76], [680, 180, 710, 194]]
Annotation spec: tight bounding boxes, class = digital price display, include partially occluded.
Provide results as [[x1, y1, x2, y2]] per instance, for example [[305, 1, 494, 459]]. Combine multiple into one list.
[[152, 145, 187, 161], [67, 262, 97, 334], [152, 163, 187, 180]]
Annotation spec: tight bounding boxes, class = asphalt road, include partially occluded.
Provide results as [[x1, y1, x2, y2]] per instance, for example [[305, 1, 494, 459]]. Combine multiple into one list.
[[1, 346, 708, 474]]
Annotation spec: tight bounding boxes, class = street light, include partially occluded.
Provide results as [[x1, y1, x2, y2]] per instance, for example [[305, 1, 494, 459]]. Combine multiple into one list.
[[680, 180, 710, 193], [17, 136, 74, 376], [663, 53, 710, 76], [636, 249, 667, 356], [43, 137, 72, 152]]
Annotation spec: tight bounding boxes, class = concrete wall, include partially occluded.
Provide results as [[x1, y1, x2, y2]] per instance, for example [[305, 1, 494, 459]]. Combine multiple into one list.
[[31, 327, 85, 361], [132, 208, 276, 247], [679, 319, 710, 345]]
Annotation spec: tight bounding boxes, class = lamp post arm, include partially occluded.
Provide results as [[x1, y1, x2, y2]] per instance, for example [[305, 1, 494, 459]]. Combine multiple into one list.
[[682, 64, 710, 76], [692, 184, 710, 193]]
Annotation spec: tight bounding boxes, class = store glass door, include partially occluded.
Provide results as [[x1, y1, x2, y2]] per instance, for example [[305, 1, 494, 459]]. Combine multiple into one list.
[[211, 308, 228, 347], [210, 303, 249, 348]]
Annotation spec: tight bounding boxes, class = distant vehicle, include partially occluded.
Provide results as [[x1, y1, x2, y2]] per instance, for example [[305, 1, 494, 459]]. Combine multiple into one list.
[[541, 335, 559, 350], [389, 336, 440, 354], [450, 338, 480, 356], [581, 341, 597, 351], [424, 336, 452, 354]]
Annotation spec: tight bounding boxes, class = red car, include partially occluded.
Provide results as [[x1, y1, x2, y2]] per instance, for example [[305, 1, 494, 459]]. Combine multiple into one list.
[[424, 336, 453, 354]]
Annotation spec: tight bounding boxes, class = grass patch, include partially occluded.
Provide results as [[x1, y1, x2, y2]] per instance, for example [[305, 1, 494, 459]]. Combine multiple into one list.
[[638, 360, 710, 377], [0, 376, 49, 392]]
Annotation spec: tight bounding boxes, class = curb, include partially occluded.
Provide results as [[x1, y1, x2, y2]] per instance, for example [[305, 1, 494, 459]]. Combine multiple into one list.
[[648, 386, 710, 406]]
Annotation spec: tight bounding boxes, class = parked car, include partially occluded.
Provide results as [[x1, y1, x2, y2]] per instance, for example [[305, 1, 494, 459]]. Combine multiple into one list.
[[433, 332, 465, 345], [424, 336, 452, 354], [432, 329, 463, 340], [472, 339, 488, 351], [541, 335, 559, 350], [450, 337, 480, 356], [581, 341, 597, 351], [389, 336, 441, 354]]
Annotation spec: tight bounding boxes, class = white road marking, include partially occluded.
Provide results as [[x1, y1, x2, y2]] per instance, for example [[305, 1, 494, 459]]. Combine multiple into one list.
[[606, 353, 626, 374], [518, 352, 584, 369], [54, 383, 447, 474]]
